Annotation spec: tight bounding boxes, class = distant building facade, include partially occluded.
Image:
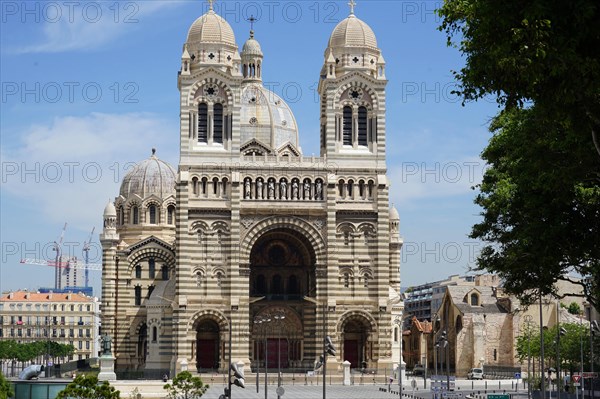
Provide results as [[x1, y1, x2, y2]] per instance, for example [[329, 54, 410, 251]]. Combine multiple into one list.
[[0, 291, 101, 362]]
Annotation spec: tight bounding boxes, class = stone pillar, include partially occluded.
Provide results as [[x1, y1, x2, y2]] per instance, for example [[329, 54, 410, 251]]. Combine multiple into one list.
[[342, 360, 351, 385], [98, 355, 117, 382]]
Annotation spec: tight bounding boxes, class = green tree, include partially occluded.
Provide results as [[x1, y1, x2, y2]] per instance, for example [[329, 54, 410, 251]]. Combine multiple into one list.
[[567, 302, 581, 315], [437, 0, 600, 308], [0, 371, 14, 399], [57, 375, 120, 399], [469, 107, 600, 307], [515, 322, 594, 373], [163, 371, 208, 399]]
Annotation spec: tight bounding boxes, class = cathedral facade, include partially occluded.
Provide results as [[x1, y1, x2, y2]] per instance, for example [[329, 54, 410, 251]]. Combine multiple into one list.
[[100, 2, 403, 376]]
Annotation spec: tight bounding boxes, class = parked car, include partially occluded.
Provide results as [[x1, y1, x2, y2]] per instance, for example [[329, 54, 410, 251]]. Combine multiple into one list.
[[467, 368, 484, 380], [412, 364, 425, 376]]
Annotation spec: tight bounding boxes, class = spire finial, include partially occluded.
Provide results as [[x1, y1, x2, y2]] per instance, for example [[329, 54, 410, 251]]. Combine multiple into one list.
[[151, 148, 156, 156], [348, 0, 356, 15], [247, 14, 257, 37], [207, 0, 214, 11]]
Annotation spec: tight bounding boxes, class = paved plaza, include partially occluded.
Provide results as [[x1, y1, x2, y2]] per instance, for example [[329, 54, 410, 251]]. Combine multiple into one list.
[[203, 384, 401, 399], [112, 377, 526, 399]]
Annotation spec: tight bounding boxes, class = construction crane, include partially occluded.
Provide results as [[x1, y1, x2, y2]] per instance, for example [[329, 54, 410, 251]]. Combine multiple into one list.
[[82, 227, 96, 288], [20, 258, 102, 271], [20, 223, 103, 290], [53, 223, 67, 290]]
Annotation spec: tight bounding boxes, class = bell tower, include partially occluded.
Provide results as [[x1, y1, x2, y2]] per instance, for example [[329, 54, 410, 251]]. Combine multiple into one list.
[[318, 1, 387, 162]]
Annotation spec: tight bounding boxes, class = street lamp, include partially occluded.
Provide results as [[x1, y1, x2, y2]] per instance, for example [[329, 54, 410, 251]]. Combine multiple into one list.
[[438, 331, 450, 394], [523, 314, 534, 399], [273, 312, 285, 399], [393, 314, 404, 398], [254, 314, 271, 399], [589, 311, 599, 389]]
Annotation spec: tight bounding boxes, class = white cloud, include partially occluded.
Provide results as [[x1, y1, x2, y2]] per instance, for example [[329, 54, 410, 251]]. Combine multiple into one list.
[[14, 1, 181, 54], [1, 112, 178, 230], [389, 156, 486, 207]]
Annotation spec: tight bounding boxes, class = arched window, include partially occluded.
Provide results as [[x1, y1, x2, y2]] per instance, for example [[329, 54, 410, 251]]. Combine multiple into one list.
[[148, 205, 157, 224], [222, 178, 228, 197], [134, 286, 141, 306], [132, 206, 139, 225], [167, 205, 175, 225], [148, 258, 155, 279], [152, 326, 158, 342], [135, 265, 141, 279], [161, 265, 169, 280], [358, 106, 368, 146], [198, 103, 208, 143], [470, 293, 479, 306], [256, 275, 266, 295], [342, 106, 353, 146], [456, 315, 463, 333], [192, 177, 199, 195], [394, 326, 399, 342], [213, 103, 223, 144], [213, 177, 219, 195], [272, 275, 283, 296], [147, 285, 155, 298], [288, 275, 299, 296], [118, 206, 124, 226]]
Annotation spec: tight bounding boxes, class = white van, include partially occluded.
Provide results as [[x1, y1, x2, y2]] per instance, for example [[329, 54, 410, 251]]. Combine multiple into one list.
[[467, 368, 484, 380]]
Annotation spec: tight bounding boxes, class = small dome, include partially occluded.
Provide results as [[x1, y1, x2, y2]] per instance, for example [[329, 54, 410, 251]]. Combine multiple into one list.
[[329, 15, 378, 49], [187, 10, 236, 47], [119, 149, 176, 199], [242, 32, 263, 57], [103, 201, 116, 217], [390, 205, 400, 220], [239, 84, 300, 153]]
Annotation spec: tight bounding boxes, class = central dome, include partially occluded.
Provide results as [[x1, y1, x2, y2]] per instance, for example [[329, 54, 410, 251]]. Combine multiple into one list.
[[186, 10, 236, 46], [329, 15, 378, 49], [239, 84, 300, 154], [119, 150, 176, 199]]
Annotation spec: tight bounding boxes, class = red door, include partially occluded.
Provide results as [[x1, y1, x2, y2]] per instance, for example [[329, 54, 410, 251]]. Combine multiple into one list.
[[344, 340, 359, 368], [266, 339, 289, 369], [197, 339, 217, 369]]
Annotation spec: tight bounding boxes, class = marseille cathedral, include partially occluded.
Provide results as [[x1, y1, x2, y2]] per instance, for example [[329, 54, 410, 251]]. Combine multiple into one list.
[[100, 0, 403, 376]]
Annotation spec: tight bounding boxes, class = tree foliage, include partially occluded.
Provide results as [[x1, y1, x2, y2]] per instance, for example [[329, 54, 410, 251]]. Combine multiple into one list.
[[0, 340, 75, 363], [469, 107, 600, 307], [516, 322, 597, 372], [437, 0, 600, 308], [56, 375, 121, 399], [0, 371, 14, 399], [163, 371, 208, 399]]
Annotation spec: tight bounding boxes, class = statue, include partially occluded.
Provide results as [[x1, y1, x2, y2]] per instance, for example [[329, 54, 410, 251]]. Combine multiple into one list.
[[292, 181, 299, 199], [268, 180, 275, 199], [256, 179, 263, 199], [280, 180, 288, 199], [244, 179, 251, 199], [101, 333, 112, 356], [315, 181, 323, 200], [303, 181, 311, 199]]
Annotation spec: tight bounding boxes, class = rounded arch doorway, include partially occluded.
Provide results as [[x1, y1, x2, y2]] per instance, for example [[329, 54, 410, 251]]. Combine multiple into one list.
[[195, 319, 220, 371], [249, 228, 317, 369]]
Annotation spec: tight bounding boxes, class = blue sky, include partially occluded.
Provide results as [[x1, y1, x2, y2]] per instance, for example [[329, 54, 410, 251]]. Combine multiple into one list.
[[0, 0, 499, 297]]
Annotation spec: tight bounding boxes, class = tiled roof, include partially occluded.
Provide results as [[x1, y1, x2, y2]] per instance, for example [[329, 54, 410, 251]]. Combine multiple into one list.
[[446, 285, 508, 314], [0, 291, 93, 302]]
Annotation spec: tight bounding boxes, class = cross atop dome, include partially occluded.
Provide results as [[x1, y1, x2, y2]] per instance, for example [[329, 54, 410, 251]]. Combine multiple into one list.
[[247, 15, 257, 38], [207, 0, 214, 11], [348, 0, 356, 15]]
